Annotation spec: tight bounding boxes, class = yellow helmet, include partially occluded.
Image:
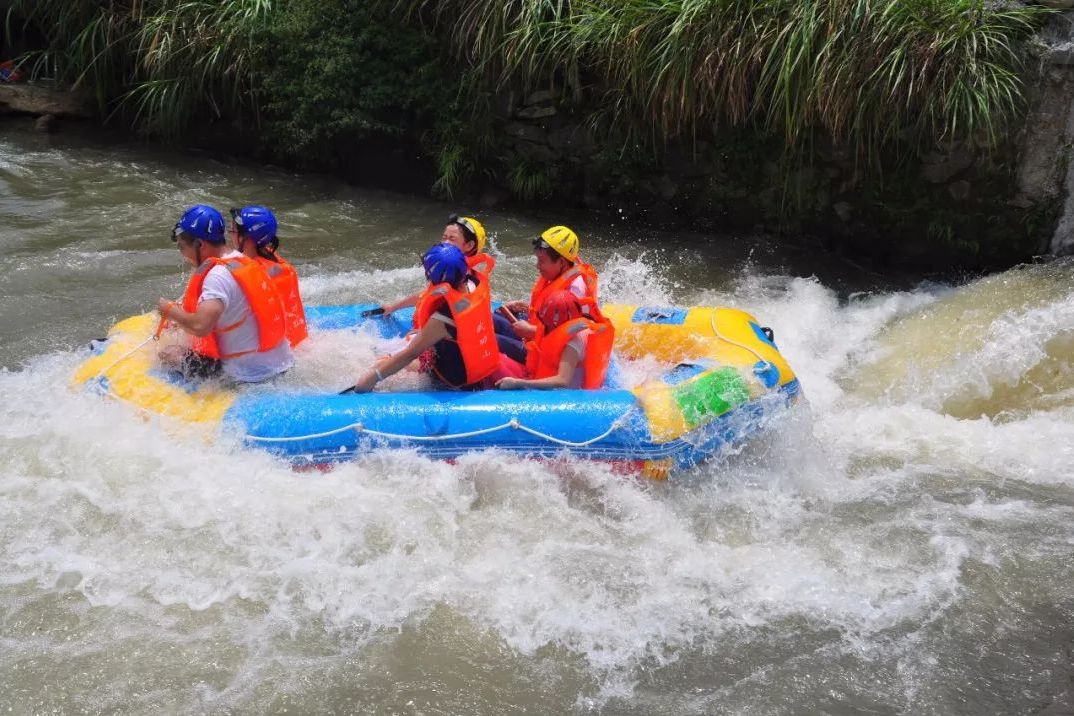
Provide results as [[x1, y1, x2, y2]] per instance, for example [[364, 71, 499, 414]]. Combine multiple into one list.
[[450, 214, 487, 255], [538, 225, 579, 262]]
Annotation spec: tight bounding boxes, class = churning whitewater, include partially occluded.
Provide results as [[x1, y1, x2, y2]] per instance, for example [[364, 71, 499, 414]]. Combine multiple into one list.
[[1, 126, 1072, 714]]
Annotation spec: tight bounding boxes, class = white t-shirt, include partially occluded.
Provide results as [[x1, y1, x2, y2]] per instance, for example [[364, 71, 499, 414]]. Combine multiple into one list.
[[199, 251, 293, 382]]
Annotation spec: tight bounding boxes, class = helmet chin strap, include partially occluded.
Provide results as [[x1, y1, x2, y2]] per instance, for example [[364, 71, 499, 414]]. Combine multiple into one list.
[[194, 239, 202, 267]]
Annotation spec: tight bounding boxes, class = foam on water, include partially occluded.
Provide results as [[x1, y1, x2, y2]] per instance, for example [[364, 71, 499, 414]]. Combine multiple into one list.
[[8, 253, 1074, 712]]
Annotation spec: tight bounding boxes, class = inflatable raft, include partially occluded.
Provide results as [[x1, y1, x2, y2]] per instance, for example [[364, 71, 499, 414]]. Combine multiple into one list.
[[73, 303, 801, 477]]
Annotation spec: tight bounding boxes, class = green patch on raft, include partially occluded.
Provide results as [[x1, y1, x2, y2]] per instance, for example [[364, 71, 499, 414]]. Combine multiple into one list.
[[674, 367, 750, 430]]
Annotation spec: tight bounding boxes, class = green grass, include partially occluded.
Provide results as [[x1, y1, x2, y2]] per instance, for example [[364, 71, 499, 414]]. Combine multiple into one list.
[[7, 0, 272, 137], [399, 0, 1045, 162]]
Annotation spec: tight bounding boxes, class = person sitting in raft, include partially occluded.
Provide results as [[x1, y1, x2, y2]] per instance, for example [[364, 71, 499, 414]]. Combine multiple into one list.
[[380, 214, 496, 316], [376, 213, 526, 363], [348, 243, 525, 393], [229, 205, 308, 348], [497, 290, 614, 390], [503, 225, 602, 342], [157, 204, 293, 383]]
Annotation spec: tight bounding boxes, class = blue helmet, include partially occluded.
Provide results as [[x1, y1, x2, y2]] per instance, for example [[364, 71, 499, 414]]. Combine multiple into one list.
[[173, 204, 225, 244], [422, 243, 468, 286], [231, 205, 278, 247]]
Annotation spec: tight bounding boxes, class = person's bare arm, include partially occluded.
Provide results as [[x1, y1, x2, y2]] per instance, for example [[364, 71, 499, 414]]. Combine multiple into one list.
[[349, 319, 448, 393], [158, 297, 224, 338], [381, 291, 421, 316]]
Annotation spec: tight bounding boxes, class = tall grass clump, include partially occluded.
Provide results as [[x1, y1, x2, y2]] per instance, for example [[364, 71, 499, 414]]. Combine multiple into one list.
[[398, 0, 1046, 161], [7, 0, 273, 137]]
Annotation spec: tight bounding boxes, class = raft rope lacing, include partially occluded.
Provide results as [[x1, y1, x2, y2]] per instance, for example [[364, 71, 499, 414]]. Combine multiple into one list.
[[244, 411, 636, 447]]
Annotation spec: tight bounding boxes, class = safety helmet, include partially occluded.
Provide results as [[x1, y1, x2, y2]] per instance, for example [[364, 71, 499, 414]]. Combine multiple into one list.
[[448, 214, 487, 255], [173, 204, 226, 244], [422, 243, 469, 286], [231, 205, 278, 247], [537, 290, 582, 332], [533, 225, 579, 263]]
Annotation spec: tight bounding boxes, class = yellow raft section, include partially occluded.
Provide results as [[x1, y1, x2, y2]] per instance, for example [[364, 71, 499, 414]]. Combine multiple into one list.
[[71, 305, 797, 437], [71, 313, 236, 423], [602, 305, 797, 443]]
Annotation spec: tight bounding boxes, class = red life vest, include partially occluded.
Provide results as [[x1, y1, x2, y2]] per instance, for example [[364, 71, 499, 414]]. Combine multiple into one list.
[[257, 254, 308, 347], [529, 261, 603, 321], [181, 255, 287, 359], [466, 252, 496, 280], [525, 316, 614, 389], [413, 279, 500, 387]]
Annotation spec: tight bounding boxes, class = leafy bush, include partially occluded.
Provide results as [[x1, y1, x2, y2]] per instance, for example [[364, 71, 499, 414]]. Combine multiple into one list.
[[257, 0, 458, 169]]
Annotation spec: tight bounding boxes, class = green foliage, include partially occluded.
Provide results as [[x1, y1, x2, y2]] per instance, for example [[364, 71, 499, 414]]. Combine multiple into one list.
[[8, 0, 272, 137], [506, 155, 554, 199], [398, 0, 1046, 162], [258, 0, 455, 168]]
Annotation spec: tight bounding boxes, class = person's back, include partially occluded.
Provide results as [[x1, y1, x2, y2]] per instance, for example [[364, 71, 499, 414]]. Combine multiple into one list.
[[411, 248, 502, 389], [230, 205, 308, 348], [158, 204, 293, 383], [195, 252, 294, 382]]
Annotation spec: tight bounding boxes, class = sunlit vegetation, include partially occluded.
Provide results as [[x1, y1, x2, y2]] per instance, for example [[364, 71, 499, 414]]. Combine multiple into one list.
[[401, 0, 1045, 162]]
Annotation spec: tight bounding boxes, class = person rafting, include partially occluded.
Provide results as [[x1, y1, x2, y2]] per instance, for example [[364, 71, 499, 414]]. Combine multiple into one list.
[[497, 290, 614, 390], [228, 205, 308, 348], [157, 204, 293, 383], [377, 213, 526, 363], [348, 243, 524, 393], [503, 225, 602, 342], [379, 214, 494, 316]]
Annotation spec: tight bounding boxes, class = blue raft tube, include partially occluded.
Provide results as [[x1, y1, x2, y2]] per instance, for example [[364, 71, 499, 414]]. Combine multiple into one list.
[[74, 302, 802, 479]]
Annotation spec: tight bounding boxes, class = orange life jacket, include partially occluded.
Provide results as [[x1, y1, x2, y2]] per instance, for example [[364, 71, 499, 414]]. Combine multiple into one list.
[[466, 252, 496, 280], [412, 278, 500, 387], [181, 255, 287, 360], [257, 254, 308, 348], [525, 316, 614, 389], [529, 261, 603, 321]]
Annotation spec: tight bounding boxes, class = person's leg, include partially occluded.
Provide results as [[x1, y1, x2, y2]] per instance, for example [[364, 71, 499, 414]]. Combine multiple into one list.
[[492, 314, 527, 362], [476, 353, 527, 389], [159, 345, 222, 380], [178, 350, 222, 380], [495, 332, 527, 364]]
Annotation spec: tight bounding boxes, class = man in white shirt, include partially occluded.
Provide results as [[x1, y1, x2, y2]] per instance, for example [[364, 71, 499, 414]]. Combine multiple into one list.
[[157, 204, 293, 383]]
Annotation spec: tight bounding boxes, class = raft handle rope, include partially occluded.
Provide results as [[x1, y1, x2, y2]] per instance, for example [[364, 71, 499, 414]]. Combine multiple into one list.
[[87, 304, 177, 403], [244, 409, 636, 448], [85, 333, 160, 409], [708, 310, 777, 380]]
